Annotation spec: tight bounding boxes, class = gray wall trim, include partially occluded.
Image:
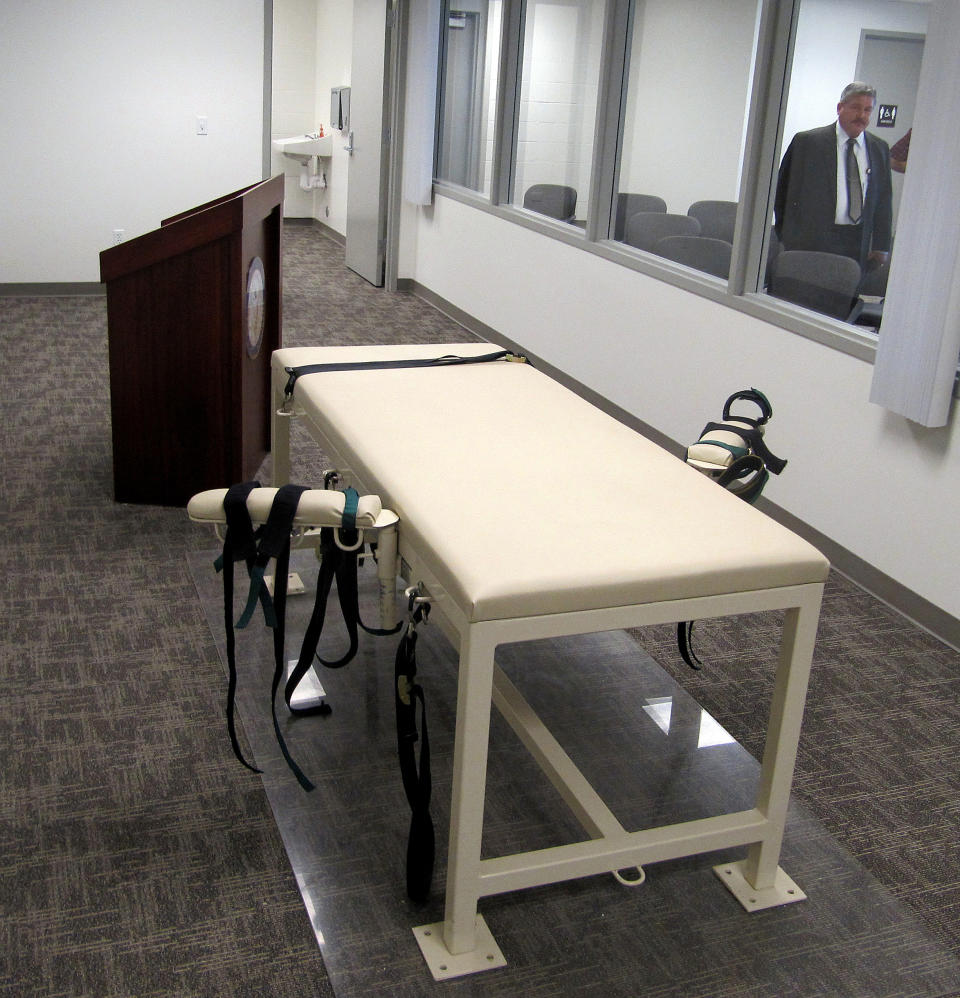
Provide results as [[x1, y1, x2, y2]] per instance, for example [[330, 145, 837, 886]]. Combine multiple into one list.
[[406, 278, 960, 654], [263, 0, 273, 180], [0, 283, 106, 297]]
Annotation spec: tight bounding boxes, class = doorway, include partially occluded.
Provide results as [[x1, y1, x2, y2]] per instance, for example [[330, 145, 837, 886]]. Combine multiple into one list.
[[437, 6, 489, 190], [345, 0, 394, 286], [856, 29, 925, 227]]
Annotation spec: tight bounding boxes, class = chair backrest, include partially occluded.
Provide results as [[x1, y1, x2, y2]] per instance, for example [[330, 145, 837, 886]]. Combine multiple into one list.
[[687, 200, 739, 242], [655, 235, 732, 279], [614, 193, 667, 240], [523, 184, 577, 222], [624, 212, 701, 253], [770, 250, 862, 320]]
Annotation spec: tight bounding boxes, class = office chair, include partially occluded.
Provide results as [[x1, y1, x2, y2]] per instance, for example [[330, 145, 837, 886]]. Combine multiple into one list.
[[624, 212, 701, 253], [769, 250, 862, 321], [686, 200, 739, 243], [522, 184, 578, 223], [614, 193, 667, 240], [655, 235, 732, 279]]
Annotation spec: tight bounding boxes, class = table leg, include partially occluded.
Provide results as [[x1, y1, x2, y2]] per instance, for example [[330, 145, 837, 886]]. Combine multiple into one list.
[[744, 586, 822, 888], [442, 622, 498, 956], [271, 378, 291, 486]]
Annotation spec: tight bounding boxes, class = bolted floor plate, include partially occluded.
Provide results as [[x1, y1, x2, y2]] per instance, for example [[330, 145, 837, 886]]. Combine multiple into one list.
[[413, 915, 507, 980], [264, 572, 306, 596], [713, 861, 807, 911], [286, 659, 326, 710]]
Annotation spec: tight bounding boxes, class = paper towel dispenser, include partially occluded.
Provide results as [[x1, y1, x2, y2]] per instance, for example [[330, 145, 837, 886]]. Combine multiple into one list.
[[331, 87, 350, 132]]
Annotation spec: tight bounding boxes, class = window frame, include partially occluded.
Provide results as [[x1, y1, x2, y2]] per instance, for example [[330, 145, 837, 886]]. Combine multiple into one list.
[[431, 0, 920, 367]]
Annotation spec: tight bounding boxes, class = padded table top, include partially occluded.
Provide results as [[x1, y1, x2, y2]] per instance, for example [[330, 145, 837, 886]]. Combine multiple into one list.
[[275, 344, 828, 623]]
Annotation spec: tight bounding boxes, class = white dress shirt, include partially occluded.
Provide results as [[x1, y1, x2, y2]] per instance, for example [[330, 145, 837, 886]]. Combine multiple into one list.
[[835, 122, 869, 226]]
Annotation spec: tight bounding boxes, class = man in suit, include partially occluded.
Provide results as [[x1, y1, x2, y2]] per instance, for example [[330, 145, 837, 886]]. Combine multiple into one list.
[[774, 82, 892, 273]]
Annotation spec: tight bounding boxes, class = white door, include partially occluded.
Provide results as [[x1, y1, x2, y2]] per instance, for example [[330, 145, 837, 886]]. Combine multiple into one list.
[[345, 0, 393, 286], [856, 30, 925, 227]]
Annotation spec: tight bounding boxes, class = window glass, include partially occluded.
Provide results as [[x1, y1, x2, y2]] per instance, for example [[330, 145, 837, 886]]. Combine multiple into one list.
[[763, 0, 928, 327], [511, 0, 605, 228], [436, 0, 502, 195], [613, 0, 760, 280]]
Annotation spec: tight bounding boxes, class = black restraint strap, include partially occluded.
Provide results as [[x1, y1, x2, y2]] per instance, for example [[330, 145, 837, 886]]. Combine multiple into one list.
[[263, 485, 316, 791], [677, 620, 702, 671], [283, 488, 402, 716], [216, 482, 263, 773], [394, 607, 434, 903], [216, 483, 317, 789], [679, 388, 784, 670], [722, 387, 773, 426], [717, 454, 769, 505], [235, 484, 307, 629], [283, 349, 517, 400]]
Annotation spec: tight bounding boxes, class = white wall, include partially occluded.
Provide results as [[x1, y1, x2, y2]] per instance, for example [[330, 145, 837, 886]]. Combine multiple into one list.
[[315, 0, 354, 233], [272, 0, 351, 230], [272, 0, 321, 218], [621, 0, 759, 213], [782, 0, 928, 147], [0, 1, 266, 284], [515, 0, 604, 214], [407, 193, 960, 622]]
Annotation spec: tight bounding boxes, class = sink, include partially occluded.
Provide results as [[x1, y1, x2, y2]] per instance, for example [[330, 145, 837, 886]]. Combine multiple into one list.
[[272, 134, 333, 159]]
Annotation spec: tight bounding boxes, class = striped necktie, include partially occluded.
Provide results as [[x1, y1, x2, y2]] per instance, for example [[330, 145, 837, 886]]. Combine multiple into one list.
[[846, 137, 863, 224]]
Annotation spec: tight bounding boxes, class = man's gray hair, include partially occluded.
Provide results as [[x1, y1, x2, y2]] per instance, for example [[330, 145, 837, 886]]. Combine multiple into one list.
[[840, 81, 877, 102]]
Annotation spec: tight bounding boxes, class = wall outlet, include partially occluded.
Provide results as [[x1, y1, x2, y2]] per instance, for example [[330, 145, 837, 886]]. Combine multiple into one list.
[[112, 229, 125, 245], [196, 115, 208, 136]]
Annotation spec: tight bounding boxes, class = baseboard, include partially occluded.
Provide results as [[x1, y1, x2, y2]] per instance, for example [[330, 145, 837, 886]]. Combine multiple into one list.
[[752, 499, 960, 652], [407, 280, 960, 653], [0, 282, 105, 297], [283, 216, 346, 246]]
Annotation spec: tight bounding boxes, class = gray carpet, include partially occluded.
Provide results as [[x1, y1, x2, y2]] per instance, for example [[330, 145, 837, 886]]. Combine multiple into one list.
[[1, 223, 958, 996]]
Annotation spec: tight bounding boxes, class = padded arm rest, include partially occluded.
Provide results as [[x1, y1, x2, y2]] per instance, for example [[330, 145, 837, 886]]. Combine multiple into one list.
[[187, 487, 385, 529], [686, 417, 756, 472]]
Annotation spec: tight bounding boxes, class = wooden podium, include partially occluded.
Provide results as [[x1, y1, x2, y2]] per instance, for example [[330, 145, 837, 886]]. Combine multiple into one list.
[[99, 175, 284, 506]]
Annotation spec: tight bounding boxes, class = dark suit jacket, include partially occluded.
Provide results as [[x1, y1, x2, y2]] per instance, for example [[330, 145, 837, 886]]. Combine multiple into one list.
[[774, 123, 892, 266]]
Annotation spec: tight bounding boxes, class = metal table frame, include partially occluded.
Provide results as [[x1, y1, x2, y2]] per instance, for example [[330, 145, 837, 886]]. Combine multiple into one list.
[[270, 357, 823, 980]]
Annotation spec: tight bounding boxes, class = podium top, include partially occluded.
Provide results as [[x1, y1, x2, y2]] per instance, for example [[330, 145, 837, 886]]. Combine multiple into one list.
[[99, 175, 283, 284]]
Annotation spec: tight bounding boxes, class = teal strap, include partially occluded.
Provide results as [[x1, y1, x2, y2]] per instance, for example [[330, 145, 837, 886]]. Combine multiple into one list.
[[698, 439, 749, 459], [341, 486, 359, 531]]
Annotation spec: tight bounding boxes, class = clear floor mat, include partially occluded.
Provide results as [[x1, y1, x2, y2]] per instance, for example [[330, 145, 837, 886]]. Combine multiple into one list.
[[188, 549, 960, 997]]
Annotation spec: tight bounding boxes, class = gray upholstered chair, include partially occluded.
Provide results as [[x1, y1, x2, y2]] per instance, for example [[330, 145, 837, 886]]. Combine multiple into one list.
[[687, 200, 739, 242], [769, 250, 862, 320], [655, 235, 733, 279], [624, 212, 701, 253], [522, 184, 577, 223], [614, 193, 667, 240]]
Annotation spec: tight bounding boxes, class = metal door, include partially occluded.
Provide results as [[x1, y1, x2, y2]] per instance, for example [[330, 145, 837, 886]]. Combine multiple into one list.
[[345, 0, 393, 286]]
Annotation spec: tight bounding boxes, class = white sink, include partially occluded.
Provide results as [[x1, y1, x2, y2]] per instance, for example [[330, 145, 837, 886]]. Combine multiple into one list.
[[272, 134, 333, 159]]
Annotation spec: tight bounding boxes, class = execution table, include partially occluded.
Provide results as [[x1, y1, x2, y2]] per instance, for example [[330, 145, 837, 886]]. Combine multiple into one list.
[[269, 343, 829, 979]]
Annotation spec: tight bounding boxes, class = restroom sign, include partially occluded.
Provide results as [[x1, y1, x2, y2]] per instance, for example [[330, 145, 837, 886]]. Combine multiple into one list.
[[877, 104, 898, 127]]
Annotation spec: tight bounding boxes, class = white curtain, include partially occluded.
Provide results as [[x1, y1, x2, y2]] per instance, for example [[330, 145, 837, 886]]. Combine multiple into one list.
[[869, 0, 960, 427], [402, 0, 442, 205]]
